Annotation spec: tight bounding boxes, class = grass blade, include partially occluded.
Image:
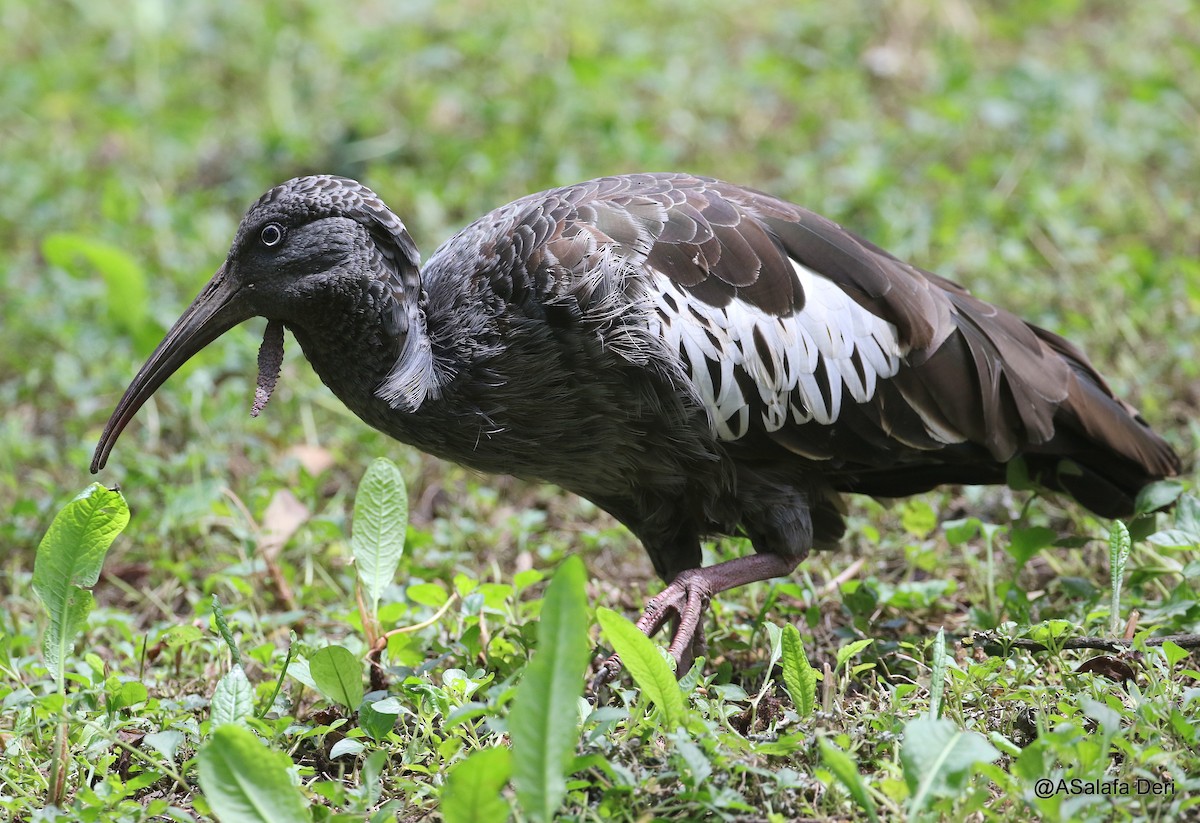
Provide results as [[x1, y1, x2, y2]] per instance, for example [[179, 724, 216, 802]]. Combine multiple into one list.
[[198, 724, 310, 822], [595, 607, 686, 729], [509, 555, 590, 823]]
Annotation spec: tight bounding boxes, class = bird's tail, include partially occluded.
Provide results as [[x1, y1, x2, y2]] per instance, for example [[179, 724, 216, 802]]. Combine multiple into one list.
[[828, 292, 1180, 519], [1018, 325, 1180, 517]]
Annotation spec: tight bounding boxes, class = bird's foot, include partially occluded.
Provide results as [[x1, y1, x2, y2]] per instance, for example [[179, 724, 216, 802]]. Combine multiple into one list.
[[593, 568, 714, 688], [591, 552, 803, 690]]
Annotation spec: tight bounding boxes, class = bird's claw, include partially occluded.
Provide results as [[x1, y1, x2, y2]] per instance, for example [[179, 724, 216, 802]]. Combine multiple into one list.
[[591, 570, 714, 689]]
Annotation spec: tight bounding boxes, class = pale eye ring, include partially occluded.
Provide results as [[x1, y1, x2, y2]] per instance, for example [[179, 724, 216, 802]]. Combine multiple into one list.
[[260, 223, 284, 247]]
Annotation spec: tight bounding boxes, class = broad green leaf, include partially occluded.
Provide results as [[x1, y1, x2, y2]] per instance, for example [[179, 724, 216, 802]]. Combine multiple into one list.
[[1006, 526, 1056, 570], [212, 665, 255, 727], [42, 588, 93, 685], [595, 607, 686, 728], [329, 738, 365, 759], [309, 646, 364, 710], [901, 716, 999, 814], [33, 484, 129, 685], [1148, 529, 1200, 549], [835, 638, 874, 672], [901, 500, 937, 538], [352, 458, 409, 619], [819, 739, 879, 822], [198, 724, 310, 822], [942, 517, 982, 546], [442, 747, 512, 823], [107, 680, 148, 713], [1161, 640, 1189, 668], [1027, 620, 1074, 645], [927, 628, 947, 719], [1135, 480, 1184, 515], [360, 696, 402, 741], [510, 556, 590, 823], [144, 730, 185, 762], [406, 582, 449, 608], [285, 657, 318, 692], [780, 624, 816, 716]]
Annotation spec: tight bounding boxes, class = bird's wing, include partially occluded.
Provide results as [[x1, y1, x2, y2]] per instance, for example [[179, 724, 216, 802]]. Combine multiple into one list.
[[424, 173, 1175, 495], [461, 174, 1060, 463]]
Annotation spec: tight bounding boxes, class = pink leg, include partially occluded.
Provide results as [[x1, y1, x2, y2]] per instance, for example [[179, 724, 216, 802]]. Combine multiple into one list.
[[593, 552, 802, 687]]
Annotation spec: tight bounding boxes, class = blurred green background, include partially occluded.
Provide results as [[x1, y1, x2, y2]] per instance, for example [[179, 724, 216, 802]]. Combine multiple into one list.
[[3, 0, 1197, 570]]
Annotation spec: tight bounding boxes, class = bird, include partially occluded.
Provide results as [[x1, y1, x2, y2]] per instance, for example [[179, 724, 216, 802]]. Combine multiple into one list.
[[91, 173, 1181, 681]]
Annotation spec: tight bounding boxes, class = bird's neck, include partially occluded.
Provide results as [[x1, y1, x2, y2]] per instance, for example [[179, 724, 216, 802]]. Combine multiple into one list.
[[284, 275, 458, 450]]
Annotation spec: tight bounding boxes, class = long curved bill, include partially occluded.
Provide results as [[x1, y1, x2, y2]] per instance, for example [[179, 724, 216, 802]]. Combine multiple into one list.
[[90, 264, 252, 473]]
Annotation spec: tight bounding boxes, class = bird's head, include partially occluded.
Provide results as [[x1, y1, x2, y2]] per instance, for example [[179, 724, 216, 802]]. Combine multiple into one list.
[[90, 175, 424, 473]]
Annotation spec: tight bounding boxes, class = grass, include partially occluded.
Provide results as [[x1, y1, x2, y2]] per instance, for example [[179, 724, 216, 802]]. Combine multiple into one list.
[[2, 1, 1198, 820]]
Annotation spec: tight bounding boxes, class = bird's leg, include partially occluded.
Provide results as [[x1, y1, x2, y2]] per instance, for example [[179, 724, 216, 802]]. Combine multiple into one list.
[[593, 552, 802, 688]]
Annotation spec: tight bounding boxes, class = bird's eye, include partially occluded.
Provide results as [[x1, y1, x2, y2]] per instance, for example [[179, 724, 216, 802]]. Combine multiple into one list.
[[260, 223, 284, 247]]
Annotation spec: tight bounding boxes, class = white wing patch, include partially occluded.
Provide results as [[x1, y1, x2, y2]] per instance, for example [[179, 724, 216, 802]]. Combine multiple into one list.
[[647, 260, 904, 441]]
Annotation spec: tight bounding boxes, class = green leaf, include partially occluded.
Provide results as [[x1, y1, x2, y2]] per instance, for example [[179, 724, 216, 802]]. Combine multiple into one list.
[[197, 724, 310, 822], [107, 680, 148, 713], [212, 595, 241, 666], [1109, 520, 1131, 636], [1027, 620, 1075, 645], [441, 747, 513, 823], [834, 638, 874, 673], [942, 517, 982, 546], [509, 556, 590, 823], [779, 624, 816, 716], [33, 484, 129, 685], [42, 589, 94, 686], [901, 716, 999, 814], [329, 739, 365, 759], [359, 696, 402, 741], [362, 750, 388, 808], [596, 607, 686, 729], [1161, 640, 1188, 668], [352, 458, 409, 619], [901, 500, 937, 538], [144, 730, 185, 762], [42, 232, 153, 345], [1006, 526, 1056, 570], [1135, 480, 1184, 515], [212, 665, 255, 727], [406, 582, 449, 608], [669, 728, 712, 787], [927, 628, 947, 719], [309, 646, 364, 710], [819, 739, 879, 822]]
